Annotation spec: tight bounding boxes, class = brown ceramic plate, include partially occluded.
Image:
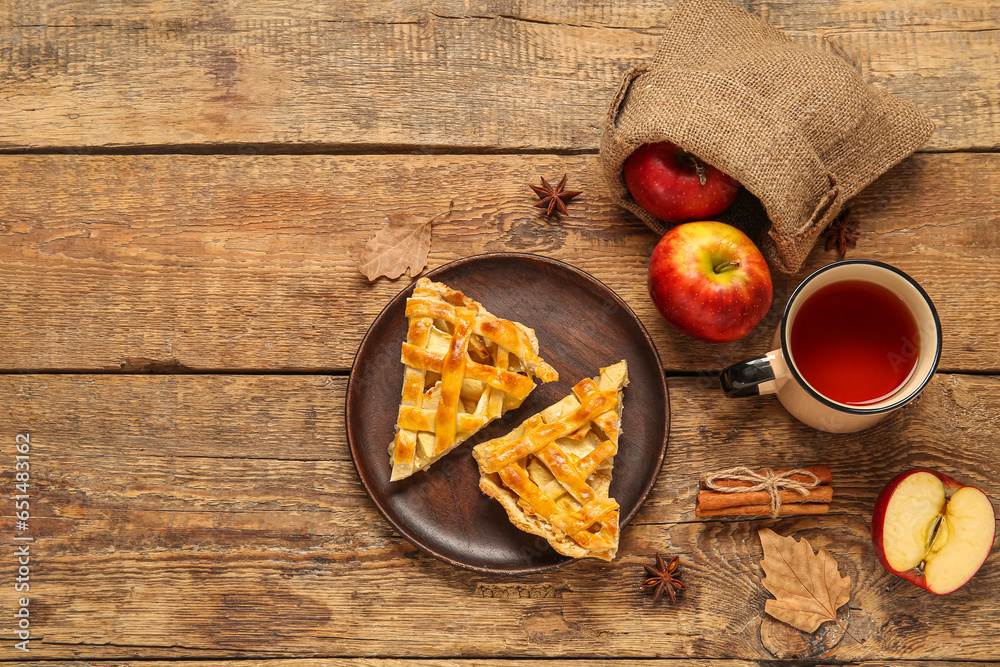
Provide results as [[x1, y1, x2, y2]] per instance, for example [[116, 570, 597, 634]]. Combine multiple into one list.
[[346, 253, 669, 573]]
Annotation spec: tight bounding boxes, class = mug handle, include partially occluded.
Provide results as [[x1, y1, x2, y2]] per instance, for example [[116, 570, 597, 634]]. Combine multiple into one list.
[[720, 350, 783, 397]]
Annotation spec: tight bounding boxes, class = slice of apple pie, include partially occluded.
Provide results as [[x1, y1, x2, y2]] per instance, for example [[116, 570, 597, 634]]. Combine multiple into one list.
[[472, 360, 628, 561], [389, 277, 558, 482]]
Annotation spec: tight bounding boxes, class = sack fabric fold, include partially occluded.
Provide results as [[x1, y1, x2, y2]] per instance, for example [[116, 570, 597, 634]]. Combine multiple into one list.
[[599, 0, 934, 273]]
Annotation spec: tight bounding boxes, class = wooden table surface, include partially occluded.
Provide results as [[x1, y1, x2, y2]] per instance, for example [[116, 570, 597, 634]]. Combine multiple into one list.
[[2, 0, 998, 664]]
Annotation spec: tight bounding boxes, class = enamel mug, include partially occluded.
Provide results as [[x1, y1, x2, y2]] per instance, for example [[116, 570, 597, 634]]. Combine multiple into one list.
[[720, 260, 942, 433]]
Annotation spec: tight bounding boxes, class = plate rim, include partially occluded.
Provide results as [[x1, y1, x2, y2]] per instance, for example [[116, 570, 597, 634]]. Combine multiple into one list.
[[345, 252, 670, 574]]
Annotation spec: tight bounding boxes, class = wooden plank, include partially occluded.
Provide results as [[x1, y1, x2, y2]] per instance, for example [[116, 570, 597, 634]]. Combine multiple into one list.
[[1, 152, 998, 373], [9, 661, 765, 667], [9, 664, 1000, 667], [1, 1, 996, 151], [12, 660, 996, 667], [1, 374, 998, 659]]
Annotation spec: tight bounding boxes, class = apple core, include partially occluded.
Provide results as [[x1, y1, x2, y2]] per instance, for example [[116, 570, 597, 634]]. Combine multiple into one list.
[[882, 471, 946, 572]]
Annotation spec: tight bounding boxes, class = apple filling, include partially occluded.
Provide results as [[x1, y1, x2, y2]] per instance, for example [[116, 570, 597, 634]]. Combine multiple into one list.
[[882, 472, 946, 572]]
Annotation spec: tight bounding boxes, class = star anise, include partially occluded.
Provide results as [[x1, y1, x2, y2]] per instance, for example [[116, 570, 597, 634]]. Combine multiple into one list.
[[822, 208, 860, 258], [529, 174, 582, 216], [641, 554, 686, 603]]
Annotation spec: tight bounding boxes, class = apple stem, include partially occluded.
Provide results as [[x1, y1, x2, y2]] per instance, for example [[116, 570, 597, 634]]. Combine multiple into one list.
[[713, 260, 741, 274], [687, 154, 708, 186]]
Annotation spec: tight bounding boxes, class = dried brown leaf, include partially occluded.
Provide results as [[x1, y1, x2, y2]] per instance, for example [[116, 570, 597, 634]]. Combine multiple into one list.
[[358, 204, 452, 281], [757, 528, 851, 634]]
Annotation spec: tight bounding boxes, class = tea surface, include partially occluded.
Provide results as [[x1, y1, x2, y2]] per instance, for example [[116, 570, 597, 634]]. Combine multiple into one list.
[[790, 280, 919, 405]]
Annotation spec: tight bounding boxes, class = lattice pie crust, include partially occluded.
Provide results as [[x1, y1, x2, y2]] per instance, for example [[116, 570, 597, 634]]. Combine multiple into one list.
[[389, 278, 558, 482], [473, 360, 628, 561]]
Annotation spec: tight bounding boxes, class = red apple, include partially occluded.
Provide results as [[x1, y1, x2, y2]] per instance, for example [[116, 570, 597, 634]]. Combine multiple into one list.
[[647, 221, 772, 343], [872, 468, 996, 594], [624, 141, 740, 222]]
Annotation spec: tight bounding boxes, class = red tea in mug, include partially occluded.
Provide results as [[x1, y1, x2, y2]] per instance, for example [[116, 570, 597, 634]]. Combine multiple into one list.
[[789, 280, 920, 405]]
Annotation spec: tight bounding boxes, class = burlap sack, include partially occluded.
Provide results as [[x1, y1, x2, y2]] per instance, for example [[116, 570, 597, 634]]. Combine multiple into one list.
[[599, 0, 934, 274]]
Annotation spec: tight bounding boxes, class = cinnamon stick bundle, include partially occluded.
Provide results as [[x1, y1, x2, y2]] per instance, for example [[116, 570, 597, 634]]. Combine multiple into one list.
[[695, 465, 833, 518]]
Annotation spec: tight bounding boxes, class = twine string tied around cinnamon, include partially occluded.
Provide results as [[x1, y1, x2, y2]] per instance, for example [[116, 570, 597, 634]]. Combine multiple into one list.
[[703, 466, 821, 518]]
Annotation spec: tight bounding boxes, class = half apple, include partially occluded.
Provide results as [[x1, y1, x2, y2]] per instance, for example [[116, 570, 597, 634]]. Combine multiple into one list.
[[872, 468, 996, 594]]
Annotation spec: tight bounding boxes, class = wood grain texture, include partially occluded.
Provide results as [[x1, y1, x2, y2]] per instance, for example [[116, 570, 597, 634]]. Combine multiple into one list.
[[1, 374, 997, 659], [0, 0, 997, 151], [2, 1, 996, 665], [9, 663, 1000, 667], [10, 663, 999, 667], [9, 662, 767, 667], [1, 152, 998, 373]]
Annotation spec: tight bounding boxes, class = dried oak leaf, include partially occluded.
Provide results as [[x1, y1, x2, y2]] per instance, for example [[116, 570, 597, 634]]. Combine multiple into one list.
[[757, 528, 851, 634], [359, 204, 452, 281]]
